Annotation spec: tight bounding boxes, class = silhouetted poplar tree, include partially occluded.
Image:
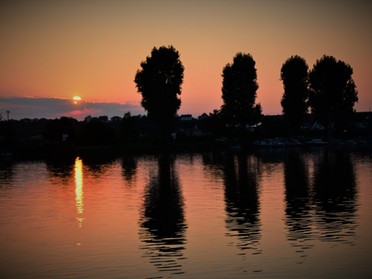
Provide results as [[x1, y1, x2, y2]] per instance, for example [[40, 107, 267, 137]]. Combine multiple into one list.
[[221, 53, 261, 140], [134, 46, 184, 140], [280, 55, 309, 134], [308, 55, 358, 134]]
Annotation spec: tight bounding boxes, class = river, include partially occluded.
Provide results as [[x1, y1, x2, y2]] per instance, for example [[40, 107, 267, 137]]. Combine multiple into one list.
[[1, 147, 371, 278]]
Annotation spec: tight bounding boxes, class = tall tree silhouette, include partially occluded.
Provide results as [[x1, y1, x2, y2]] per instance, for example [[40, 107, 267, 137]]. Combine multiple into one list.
[[308, 55, 358, 135], [221, 53, 261, 140], [280, 55, 309, 134], [134, 46, 184, 141]]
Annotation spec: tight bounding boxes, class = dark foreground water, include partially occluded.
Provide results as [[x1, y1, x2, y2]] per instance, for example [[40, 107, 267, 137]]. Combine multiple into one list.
[[1, 147, 371, 278]]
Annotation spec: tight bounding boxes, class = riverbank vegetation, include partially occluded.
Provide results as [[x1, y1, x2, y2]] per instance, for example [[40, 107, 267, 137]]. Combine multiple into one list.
[[1, 46, 370, 157], [1, 111, 371, 158]]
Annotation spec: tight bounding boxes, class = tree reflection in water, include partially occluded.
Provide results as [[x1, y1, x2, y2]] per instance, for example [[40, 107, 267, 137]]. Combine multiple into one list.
[[312, 149, 357, 244], [139, 154, 187, 275], [283, 150, 313, 261], [223, 152, 262, 255], [0, 161, 14, 187], [284, 148, 358, 261], [46, 156, 75, 185], [121, 156, 137, 183], [83, 155, 116, 179]]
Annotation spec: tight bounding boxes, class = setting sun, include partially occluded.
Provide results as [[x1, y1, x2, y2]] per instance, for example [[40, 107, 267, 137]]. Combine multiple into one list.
[[73, 95, 82, 104]]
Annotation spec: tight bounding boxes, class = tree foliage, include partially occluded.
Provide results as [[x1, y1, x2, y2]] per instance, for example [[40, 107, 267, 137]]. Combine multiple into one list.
[[43, 117, 77, 142], [79, 117, 116, 145], [308, 55, 358, 132], [134, 46, 184, 138], [221, 53, 261, 135], [280, 55, 309, 132]]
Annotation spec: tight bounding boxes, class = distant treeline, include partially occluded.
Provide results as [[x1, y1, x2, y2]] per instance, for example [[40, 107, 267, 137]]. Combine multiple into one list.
[[0, 47, 369, 154], [1, 112, 371, 152], [132, 47, 360, 142]]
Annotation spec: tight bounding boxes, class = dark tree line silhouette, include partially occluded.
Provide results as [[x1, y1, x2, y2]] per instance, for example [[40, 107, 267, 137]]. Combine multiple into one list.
[[134, 46, 359, 142], [1, 46, 366, 155], [280, 55, 358, 136], [280, 55, 309, 134], [309, 56, 358, 134], [221, 53, 262, 141], [134, 46, 184, 143]]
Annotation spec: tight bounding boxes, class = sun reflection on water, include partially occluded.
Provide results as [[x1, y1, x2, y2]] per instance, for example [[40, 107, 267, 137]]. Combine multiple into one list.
[[74, 157, 84, 227]]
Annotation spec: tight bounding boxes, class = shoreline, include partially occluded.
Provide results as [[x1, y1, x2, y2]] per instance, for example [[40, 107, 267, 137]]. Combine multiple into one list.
[[2, 138, 371, 162]]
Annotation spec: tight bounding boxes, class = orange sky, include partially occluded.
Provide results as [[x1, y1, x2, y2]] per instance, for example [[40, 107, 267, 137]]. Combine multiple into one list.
[[0, 0, 371, 117]]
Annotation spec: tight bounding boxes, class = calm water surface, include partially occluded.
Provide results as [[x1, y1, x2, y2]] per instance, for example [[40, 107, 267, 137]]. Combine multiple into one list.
[[1, 148, 371, 278]]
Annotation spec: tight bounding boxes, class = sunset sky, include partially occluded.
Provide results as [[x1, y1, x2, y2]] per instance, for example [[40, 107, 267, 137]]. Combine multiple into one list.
[[0, 0, 371, 119]]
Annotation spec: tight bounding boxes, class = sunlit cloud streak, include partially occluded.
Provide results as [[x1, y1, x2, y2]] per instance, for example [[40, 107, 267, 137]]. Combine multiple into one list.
[[0, 97, 144, 120]]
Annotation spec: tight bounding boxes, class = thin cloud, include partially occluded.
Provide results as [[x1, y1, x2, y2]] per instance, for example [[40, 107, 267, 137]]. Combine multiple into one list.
[[0, 97, 145, 120], [67, 108, 101, 117]]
